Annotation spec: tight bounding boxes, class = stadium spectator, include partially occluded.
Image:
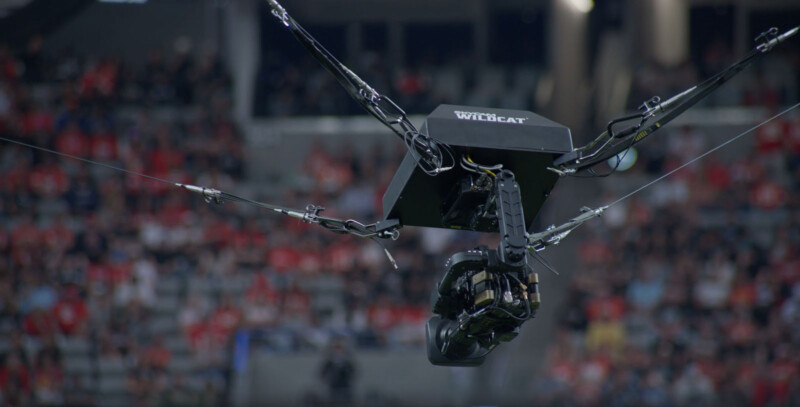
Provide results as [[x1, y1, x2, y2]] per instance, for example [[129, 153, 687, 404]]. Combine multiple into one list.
[[52, 284, 89, 336], [319, 340, 357, 407]]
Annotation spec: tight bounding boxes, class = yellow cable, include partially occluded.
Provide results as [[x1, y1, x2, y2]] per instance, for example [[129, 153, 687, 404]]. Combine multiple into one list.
[[466, 155, 496, 177]]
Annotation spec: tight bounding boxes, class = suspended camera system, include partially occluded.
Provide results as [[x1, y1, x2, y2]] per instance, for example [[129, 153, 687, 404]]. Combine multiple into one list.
[[2, 0, 797, 366]]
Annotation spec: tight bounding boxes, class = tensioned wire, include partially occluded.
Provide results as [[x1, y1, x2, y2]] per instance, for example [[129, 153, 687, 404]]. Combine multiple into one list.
[[606, 101, 800, 208], [2, 101, 800, 231]]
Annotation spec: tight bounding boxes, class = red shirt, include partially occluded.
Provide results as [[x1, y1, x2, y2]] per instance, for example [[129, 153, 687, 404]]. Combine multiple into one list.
[[266, 246, 302, 273], [704, 161, 731, 190], [233, 230, 268, 250], [396, 305, 426, 326], [23, 310, 58, 337], [203, 219, 236, 247], [584, 295, 626, 321], [42, 223, 74, 250], [52, 299, 88, 335], [328, 242, 358, 273], [578, 240, 613, 266], [769, 360, 798, 400], [210, 306, 242, 336], [245, 274, 280, 305], [0, 365, 31, 392], [19, 109, 53, 136], [90, 133, 118, 160], [186, 322, 210, 351], [87, 262, 112, 287], [367, 304, 401, 332], [55, 128, 89, 157], [147, 148, 184, 175], [28, 165, 69, 196], [754, 118, 787, 154], [143, 346, 171, 369], [749, 181, 785, 210], [3, 165, 31, 192], [785, 119, 800, 154]]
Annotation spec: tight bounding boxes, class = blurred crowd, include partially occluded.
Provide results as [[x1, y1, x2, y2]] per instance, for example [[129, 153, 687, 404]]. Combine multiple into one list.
[[0, 37, 479, 406], [532, 113, 800, 406], [0, 37, 245, 405], [1, 20, 799, 407]]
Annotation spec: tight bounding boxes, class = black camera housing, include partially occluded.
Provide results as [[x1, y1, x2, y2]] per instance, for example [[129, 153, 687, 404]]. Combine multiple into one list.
[[426, 246, 540, 366], [425, 168, 541, 366], [382, 104, 573, 233]]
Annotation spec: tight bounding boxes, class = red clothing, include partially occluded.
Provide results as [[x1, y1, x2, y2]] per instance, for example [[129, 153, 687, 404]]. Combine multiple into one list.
[[147, 148, 184, 175], [769, 360, 798, 393], [754, 118, 787, 154], [28, 165, 69, 197], [396, 305, 426, 326], [0, 365, 31, 392], [749, 181, 785, 210], [23, 310, 58, 337], [704, 161, 731, 190], [142, 346, 171, 369], [55, 128, 90, 157], [725, 319, 756, 346], [327, 242, 358, 273], [3, 165, 31, 192], [203, 220, 236, 247], [233, 230, 268, 250], [584, 295, 626, 321], [87, 262, 113, 290], [90, 133, 118, 160], [729, 282, 756, 307], [245, 274, 280, 305], [42, 223, 74, 249], [52, 299, 89, 335], [785, 119, 800, 154], [367, 304, 401, 332], [549, 359, 578, 383], [186, 322, 209, 351], [209, 306, 242, 337], [578, 240, 613, 266], [19, 109, 53, 136], [266, 246, 302, 273]]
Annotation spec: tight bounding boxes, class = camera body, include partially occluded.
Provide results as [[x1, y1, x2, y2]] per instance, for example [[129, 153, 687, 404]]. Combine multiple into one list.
[[425, 169, 541, 366], [426, 246, 540, 366]]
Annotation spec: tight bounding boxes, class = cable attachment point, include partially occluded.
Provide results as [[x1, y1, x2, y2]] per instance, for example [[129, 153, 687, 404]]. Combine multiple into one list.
[[547, 167, 576, 177], [526, 205, 607, 252], [303, 204, 325, 223], [755, 27, 779, 50], [378, 229, 400, 240], [756, 26, 798, 53], [266, 0, 290, 27], [177, 183, 223, 205], [203, 189, 223, 205], [639, 96, 662, 116]]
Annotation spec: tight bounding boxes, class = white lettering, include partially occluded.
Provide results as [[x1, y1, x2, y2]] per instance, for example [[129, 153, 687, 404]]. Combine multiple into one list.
[[453, 110, 528, 124]]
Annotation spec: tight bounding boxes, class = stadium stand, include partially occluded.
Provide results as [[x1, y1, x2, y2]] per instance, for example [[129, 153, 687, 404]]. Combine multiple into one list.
[[1, 5, 799, 406]]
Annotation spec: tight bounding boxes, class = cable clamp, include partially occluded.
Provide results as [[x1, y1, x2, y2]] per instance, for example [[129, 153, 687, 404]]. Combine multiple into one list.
[[267, 0, 290, 26], [303, 204, 324, 223], [547, 167, 576, 177]]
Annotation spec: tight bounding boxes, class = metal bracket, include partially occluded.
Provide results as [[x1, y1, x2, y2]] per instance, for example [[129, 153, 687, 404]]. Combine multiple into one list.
[[266, 0, 290, 26], [526, 205, 607, 252]]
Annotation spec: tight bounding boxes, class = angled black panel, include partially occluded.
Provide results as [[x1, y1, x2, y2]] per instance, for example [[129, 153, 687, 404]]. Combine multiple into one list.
[[383, 105, 573, 232]]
